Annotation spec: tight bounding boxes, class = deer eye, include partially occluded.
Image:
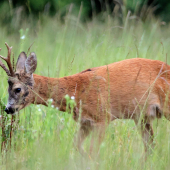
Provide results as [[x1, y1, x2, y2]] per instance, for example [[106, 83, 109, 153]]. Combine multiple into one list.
[[15, 88, 21, 93]]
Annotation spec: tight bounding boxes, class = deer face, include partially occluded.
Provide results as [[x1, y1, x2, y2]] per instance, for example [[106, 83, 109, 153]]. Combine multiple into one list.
[[5, 72, 34, 114], [6, 71, 35, 114], [0, 48, 37, 114]]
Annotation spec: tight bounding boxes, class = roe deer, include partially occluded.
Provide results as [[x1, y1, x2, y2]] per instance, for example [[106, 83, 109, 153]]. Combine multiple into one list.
[[0, 42, 170, 156]]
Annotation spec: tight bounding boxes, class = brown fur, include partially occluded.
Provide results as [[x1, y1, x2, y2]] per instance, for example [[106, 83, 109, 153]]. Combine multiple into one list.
[[24, 58, 170, 156]]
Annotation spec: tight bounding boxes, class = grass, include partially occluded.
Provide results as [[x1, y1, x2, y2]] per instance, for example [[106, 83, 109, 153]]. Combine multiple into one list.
[[0, 13, 170, 170]]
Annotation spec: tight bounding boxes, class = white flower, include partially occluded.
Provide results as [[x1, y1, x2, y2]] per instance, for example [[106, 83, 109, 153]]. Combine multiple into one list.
[[51, 105, 54, 108], [0, 115, 2, 118], [20, 35, 25, 39], [48, 98, 53, 103], [56, 107, 59, 110], [38, 108, 41, 112], [71, 96, 75, 100]]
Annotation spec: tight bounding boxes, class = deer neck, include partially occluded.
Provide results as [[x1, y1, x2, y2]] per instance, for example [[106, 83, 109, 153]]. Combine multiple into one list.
[[31, 74, 78, 111]]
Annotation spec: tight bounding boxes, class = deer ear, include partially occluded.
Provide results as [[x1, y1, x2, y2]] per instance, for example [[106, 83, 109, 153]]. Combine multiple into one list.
[[25, 52, 37, 74], [16, 52, 27, 71]]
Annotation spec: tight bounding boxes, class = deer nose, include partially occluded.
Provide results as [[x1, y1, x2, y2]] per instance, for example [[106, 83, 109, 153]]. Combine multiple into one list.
[[4, 107, 15, 114], [4, 107, 9, 114]]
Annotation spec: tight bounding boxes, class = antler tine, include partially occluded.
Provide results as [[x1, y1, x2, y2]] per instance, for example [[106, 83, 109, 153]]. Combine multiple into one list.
[[0, 42, 14, 76], [0, 59, 11, 76], [0, 48, 11, 76]]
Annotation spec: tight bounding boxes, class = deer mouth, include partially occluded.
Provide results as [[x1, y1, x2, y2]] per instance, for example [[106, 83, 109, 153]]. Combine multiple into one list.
[[5, 102, 31, 115]]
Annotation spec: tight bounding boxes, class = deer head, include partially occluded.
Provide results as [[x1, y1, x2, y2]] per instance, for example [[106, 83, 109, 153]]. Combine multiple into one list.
[[0, 43, 37, 114]]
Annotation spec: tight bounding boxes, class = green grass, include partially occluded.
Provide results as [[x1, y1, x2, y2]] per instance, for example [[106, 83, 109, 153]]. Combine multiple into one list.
[[0, 14, 170, 170]]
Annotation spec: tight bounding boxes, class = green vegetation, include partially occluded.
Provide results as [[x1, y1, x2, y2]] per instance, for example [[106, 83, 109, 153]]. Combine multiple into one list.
[[0, 10, 170, 170], [1, 0, 170, 34]]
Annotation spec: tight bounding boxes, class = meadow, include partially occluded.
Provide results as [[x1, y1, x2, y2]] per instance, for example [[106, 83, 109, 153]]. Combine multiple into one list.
[[0, 12, 170, 170]]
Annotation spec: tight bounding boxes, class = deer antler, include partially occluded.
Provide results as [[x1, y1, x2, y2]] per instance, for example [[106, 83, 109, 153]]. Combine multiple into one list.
[[0, 42, 14, 76]]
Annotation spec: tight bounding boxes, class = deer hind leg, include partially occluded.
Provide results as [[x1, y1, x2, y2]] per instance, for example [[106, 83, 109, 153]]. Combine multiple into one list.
[[134, 116, 154, 161], [134, 104, 162, 153], [141, 117, 154, 154], [141, 104, 162, 153]]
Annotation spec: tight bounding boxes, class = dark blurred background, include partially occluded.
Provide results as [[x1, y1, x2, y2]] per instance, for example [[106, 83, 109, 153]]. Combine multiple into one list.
[[0, 0, 170, 33]]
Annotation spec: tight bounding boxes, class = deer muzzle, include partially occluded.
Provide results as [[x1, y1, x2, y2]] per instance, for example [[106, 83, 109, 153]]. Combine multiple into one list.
[[4, 107, 15, 114]]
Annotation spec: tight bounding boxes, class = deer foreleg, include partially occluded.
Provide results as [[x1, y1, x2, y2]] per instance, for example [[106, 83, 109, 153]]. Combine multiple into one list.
[[75, 120, 93, 156], [89, 124, 106, 156]]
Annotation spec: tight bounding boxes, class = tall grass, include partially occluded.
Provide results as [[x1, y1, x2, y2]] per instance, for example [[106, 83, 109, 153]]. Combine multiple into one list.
[[0, 13, 170, 170]]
